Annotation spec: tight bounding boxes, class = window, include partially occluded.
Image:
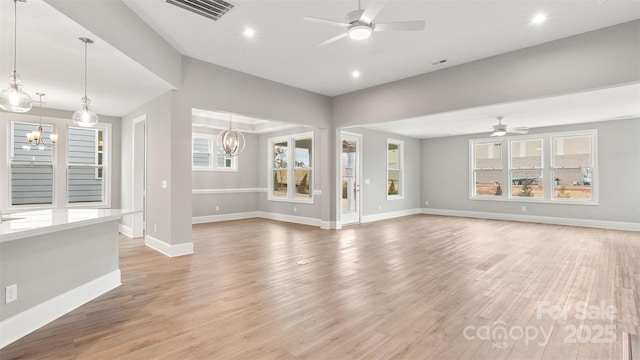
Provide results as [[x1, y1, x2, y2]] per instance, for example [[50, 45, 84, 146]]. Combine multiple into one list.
[[510, 138, 543, 199], [551, 134, 594, 201], [268, 132, 314, 203], [472, 141, 503, 197], [9, 121, 55, 206], [7, 119, 111, 209], [67, 127, 106, 204], [192, 133, 237, 171], [387, 139, 403, 198], [470, 130, 597, 204]]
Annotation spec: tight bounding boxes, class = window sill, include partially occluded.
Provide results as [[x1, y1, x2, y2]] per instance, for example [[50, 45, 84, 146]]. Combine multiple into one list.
[[469, 196, 598, 206], [387, 195, 404, 200], [267, 197, 315, 205], [192, 168, 238, 172]]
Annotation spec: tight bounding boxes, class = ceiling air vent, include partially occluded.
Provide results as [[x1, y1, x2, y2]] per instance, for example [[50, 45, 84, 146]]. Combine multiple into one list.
[[166, 0, 234, 21]]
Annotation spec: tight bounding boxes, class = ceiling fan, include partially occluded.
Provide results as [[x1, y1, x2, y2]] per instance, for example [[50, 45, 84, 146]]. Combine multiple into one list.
[[491, 116, 529, 137], [303, 0, 426, 46]]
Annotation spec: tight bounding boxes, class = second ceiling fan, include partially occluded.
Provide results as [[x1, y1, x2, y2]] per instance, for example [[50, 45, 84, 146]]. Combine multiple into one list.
[[303, 0, 426, 46]]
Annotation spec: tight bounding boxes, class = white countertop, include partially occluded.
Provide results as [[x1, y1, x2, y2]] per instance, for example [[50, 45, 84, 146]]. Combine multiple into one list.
[[0, 208, 139, 243]]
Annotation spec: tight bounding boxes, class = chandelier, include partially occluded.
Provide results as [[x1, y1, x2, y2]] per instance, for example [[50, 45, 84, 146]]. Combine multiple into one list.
[[216, 114, 245, 157], [26, 93, 57, 147]]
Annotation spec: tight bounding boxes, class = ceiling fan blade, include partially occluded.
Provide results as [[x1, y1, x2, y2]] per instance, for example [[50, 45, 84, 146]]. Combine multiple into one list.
[[360, 0, 388, 24], [318, 32, 349, 46], [508, 127, 529, 134], [303, 16, 349, 27], [374, 20, 426, 32]]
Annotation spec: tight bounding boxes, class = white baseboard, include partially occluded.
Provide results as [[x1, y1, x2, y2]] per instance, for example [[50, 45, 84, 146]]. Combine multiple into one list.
[[421, 208, 640, 232], [321, 221, 341, 230], [119, 223, 134, 238], [145, 235, 194, 257], [192, 211, 323, 228], [361, 208, 422, 224], [258, 212, 322, 227], [192, 211, 260, 224], [0, 270, 121, 349]]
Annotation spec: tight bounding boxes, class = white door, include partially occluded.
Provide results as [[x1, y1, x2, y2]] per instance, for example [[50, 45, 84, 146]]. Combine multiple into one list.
[[341, 133, 361, 225]]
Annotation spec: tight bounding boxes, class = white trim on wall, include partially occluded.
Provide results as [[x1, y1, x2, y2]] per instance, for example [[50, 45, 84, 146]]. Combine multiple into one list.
[[421, 208, 640, 232], [361, 208, 422, 223], [144, 235, 194, 257], [192, 211, 322, 227], [0, 270, 121, 349], [191, 188, 322, 196], [192, 211, 260, 224], [119, 224, 134, 238], [192, 188, 267, 195]]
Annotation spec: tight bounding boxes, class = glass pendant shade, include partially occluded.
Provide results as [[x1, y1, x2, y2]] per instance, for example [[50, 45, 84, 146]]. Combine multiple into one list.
[[72, 96, 98, 127], [217, 129, 246, 157], [0, 73, 32, 112], [1, 0, 32, 113]]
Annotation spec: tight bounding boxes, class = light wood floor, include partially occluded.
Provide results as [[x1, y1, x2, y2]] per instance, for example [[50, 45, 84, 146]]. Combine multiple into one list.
[[2, 215, 639, 359]]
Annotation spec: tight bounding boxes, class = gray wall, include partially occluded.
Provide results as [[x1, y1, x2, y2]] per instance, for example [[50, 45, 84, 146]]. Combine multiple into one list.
[[421, 118, 640, 223], [121, 92, 173, 243], [345, 127, 421, 217], [331, 21, 640, 128], [191, 126, 261, 217], [0, 220, 119, 320]]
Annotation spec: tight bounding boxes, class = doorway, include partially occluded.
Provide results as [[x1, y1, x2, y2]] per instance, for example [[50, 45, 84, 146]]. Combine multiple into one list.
[[341, 132, 361, 225], [132, 115, 146, 238]]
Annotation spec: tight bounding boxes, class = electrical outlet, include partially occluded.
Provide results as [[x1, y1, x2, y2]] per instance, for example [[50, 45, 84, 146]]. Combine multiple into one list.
[[161, 180, 167, 189], [425, 201, 429, 206], [293, 206, 297, 213], [215, 205, 220, 211], [521, 206, 527, 212], [378, 205, 382, 211], [6, 284, 17, 304], [154, 224, 157, 232]]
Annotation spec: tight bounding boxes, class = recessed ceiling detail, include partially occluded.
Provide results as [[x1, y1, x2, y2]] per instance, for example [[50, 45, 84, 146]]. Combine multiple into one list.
[[165, 0, 234, 21]]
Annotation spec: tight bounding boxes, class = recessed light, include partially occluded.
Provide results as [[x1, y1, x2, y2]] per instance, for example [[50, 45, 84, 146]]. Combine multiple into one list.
[[243, 28, 256, 38], [531, 13, 547, 25], [351, 70, 360, 78]]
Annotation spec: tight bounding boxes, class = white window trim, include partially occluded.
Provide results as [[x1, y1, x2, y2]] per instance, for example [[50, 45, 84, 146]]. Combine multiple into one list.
[[267, 131, 314, 204], [66, 122, 112, 209], [508, 137, 544, 200], [192, 132, 238, 172], [3, 114, 112, 211], [469, 139, 504, 200], [469, 130, 598, 205], [387, 138, 404, 200], [8, 121, 57, 210]]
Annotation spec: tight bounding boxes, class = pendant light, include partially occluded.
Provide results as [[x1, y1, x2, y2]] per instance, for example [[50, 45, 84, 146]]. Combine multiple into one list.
[[0, 0, 32, 113], [26, 93, 57, 147], [216, 114, 245, 157], [72, 37, 98, 127]]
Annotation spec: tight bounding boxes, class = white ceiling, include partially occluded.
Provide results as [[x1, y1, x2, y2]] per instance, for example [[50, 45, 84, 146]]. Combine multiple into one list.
[[0, 0, 173, 117], [0, 0, 638, 137], [123, 0, 640, 96]]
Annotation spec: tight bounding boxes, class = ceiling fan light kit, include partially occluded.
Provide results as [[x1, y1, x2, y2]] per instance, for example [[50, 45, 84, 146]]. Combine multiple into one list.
[[491, 116, 529, 137], [304, 0, 425, 46]]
